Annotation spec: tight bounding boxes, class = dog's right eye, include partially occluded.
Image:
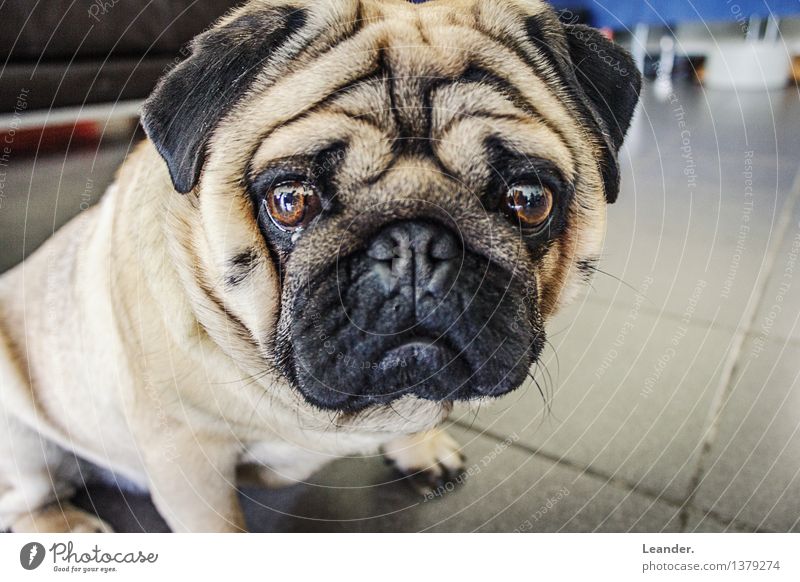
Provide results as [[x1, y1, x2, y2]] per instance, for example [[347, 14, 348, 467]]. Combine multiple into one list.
[[502, 182, 554, 232], [265, 181, 322, 232]]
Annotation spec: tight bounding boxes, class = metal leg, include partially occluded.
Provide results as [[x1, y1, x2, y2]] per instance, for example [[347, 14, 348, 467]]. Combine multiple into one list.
[[746, 15, 763, 41], [655, 35, 675, 99], [764, 15, 780, 43], [632, 22, 649, 74]]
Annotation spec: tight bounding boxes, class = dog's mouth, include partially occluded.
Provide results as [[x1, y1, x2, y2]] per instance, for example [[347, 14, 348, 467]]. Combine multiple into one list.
[[281, 219, 544, 413], [290, 328, 537, 412], [289, 322, 542, 413], [364, 337, 471, 397]]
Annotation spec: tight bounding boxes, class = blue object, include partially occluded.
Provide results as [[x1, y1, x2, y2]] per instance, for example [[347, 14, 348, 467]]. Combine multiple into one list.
[[547, 0, 800, 29]]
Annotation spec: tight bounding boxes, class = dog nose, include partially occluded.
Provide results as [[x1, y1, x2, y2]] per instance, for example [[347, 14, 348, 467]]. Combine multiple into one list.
[[366, 221, 461, 299]]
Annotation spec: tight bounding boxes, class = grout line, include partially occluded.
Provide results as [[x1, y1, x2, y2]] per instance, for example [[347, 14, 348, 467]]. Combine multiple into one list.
[[580, 291, 800, 346], [586, 290, 800, 350], [581, 279, 798, 345], [577, 291, 738, 331], [453, 420, 667, 498], [677, 165, 800, 532], [452, 420, 775, 533]]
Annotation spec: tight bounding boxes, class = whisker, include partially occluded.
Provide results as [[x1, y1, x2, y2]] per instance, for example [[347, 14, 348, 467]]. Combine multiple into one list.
[[526, 368, 550, 416], [584, 264, 655, 306], [387, 400, 415, 424], [543, 337, 561, 381], [464, 398, 483, 432]]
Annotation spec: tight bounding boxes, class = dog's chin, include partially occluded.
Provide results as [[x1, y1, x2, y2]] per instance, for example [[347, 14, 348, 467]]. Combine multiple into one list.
[[323, 394, 457, 433], [290, 334, 540, 414], [285, 306, 544, 414]]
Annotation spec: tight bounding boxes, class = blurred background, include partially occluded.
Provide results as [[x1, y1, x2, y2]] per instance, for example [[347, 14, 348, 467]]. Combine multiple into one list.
[[1, 0, 800, 532]]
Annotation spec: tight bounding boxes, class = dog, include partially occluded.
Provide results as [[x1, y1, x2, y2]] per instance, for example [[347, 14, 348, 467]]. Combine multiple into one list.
[[0, 0, 640, 532]]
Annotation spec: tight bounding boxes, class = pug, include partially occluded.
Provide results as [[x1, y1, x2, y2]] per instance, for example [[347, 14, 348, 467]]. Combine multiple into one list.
[[0, 0, 640, 532]]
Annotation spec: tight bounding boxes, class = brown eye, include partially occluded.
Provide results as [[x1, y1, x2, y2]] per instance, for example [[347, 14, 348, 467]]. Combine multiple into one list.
[[266, 181, 322, 231], [504, 183, 553, 230]]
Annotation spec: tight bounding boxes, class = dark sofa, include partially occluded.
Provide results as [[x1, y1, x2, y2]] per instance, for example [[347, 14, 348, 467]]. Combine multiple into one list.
[[0, 0, 241, 113]]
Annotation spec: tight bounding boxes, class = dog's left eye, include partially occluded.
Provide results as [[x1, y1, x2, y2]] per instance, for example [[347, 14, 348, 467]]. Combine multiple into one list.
[[265, 181, 322, 231], [503, 183, 553, 231]]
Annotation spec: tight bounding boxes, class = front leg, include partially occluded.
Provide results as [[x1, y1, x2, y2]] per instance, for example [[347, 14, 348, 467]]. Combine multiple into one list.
[[382, 427, 466, 496], [142, 432, 245, 533]]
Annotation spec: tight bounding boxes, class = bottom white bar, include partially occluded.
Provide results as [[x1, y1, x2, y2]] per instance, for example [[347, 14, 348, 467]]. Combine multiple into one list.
[[1, 533, 797, 581]]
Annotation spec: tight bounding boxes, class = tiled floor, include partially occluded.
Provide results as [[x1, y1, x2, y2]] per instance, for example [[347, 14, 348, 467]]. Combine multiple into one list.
[[2, 80, 800, 532]]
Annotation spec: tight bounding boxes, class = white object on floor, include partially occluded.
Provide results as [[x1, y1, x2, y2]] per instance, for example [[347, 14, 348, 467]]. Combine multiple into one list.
[[704, 42, 790, 90]]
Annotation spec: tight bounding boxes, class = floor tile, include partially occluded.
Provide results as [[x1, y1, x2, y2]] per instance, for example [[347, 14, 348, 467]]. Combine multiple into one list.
[[239, 426, 684, 533], [78, 425, 684, 533], [0, 142, 131, 273], [751, 197, 800, 342], [454, 299, 732, 501], [628, 83, 800, 161], [586, 83, 800, 329], [692, 337, 800, 532], [681, 509, 762, 533]]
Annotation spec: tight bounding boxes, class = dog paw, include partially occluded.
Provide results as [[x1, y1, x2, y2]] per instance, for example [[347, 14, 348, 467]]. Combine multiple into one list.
[[382, 428, 466, 496], [11, 503, 114, 533]]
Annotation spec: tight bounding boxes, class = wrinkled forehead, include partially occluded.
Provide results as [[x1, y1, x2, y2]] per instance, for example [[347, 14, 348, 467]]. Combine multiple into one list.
[[224, 0, 587, 194]]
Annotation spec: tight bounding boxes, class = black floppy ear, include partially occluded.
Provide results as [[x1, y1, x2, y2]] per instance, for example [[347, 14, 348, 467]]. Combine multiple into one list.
[[563, 24, 641, 202], [563, 24, 640, 153], [141, 6, 307, 194]]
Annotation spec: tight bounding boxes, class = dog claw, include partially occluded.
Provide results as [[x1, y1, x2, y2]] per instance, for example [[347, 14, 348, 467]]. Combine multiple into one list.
[[389, 461, 467, 497], [382, 428, 467, 498]]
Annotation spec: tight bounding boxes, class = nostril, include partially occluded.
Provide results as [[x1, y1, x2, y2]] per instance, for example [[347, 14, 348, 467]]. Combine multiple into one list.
[[430, 232, 460, 261], [367, 237, 395, 262], [366, 221, 460, 281], [427, 261, 458, 295]]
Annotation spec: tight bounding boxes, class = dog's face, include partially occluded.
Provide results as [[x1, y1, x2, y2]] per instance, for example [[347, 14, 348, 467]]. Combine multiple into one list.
[[141, 0, 640, 416]]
